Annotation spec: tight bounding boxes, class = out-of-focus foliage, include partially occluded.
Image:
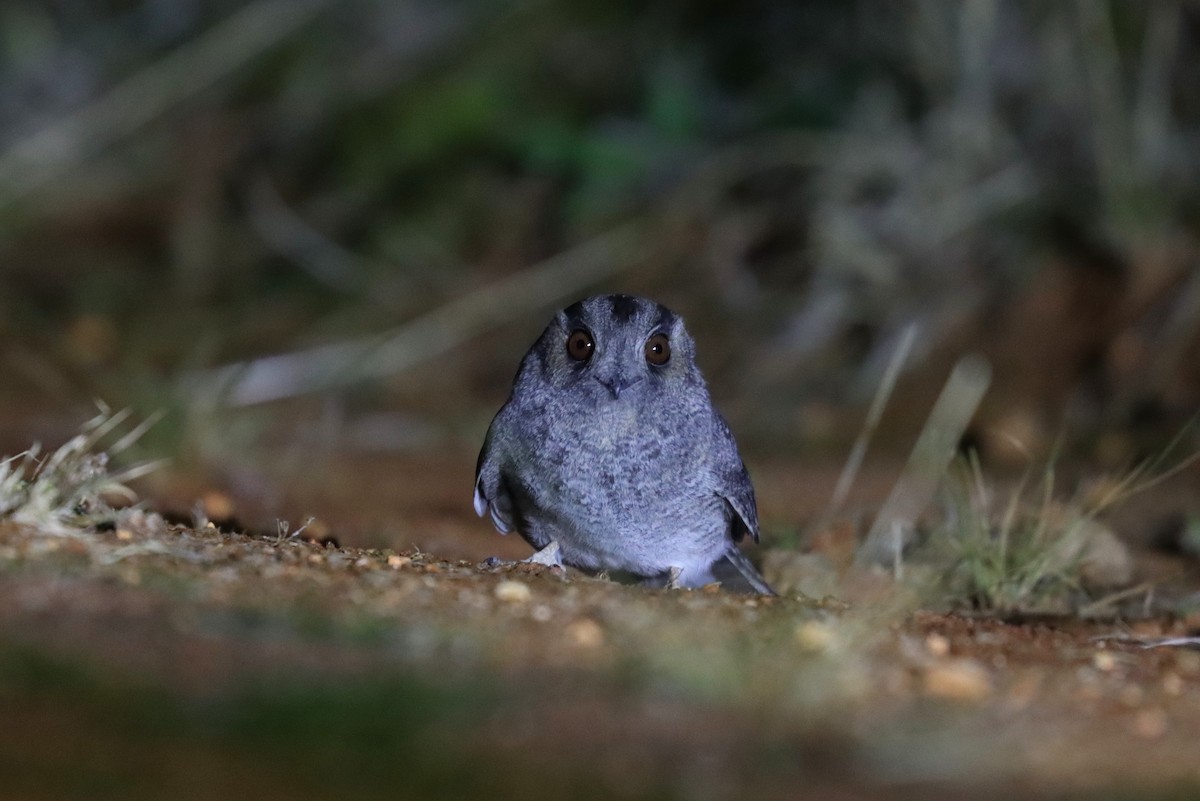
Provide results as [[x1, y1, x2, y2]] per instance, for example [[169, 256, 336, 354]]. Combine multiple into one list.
[[1, 0, 1199, 458]]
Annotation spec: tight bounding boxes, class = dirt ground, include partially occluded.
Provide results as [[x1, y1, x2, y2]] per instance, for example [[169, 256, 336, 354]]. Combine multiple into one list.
[[3, 448, 1200, 801]]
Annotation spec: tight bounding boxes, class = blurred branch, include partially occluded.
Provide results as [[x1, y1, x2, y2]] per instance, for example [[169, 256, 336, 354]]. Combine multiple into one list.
[[189, 224, 642, 406], [856, 355, 992, 567], [820, 323, 917, 528], [1133, 3, 1181, 177], [1075, 0, 1132, 232], [957, 0, 998, 113], [194, 131, 829, 406], [0, 0, 331, 210], [246, 172, 364, 293]]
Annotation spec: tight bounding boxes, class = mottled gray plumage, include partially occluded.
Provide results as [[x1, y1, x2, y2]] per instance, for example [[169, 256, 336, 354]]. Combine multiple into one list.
[[473, 294, 773, 594]]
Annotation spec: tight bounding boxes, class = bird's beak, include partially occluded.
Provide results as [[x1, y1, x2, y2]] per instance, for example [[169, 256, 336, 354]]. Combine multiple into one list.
[[596, 374, 641, 399]]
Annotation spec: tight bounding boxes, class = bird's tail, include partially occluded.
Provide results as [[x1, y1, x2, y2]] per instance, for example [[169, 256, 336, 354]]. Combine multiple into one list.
[[713, 547, 776, 596]]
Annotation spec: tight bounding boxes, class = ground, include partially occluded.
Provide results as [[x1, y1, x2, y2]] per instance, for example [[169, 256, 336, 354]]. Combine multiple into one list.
[[3, 449, 1200, 801]]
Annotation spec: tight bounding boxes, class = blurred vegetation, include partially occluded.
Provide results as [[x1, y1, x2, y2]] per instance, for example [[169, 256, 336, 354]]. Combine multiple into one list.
[[0, 0, 1199, 466], [7, 9, 1200, 797]]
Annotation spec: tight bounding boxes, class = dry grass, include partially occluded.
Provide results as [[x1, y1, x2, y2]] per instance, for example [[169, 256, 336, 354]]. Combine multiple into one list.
[[0, 404, 163, 535]]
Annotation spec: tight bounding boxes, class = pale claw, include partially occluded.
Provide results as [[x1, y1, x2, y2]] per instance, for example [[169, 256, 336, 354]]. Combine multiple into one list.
[[665, 566, 684, 590], [524, 540, 563, 569]]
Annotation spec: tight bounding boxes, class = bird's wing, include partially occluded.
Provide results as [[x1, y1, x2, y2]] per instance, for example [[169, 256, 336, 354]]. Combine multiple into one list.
[[708, 411, 773, 593], [473, 426, 515, 534], [711, 410, 760, 543]]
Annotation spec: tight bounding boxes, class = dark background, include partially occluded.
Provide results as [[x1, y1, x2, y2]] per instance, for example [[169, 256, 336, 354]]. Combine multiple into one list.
[[2, 0, 1199, 534], [5, 7, 1200, 799]]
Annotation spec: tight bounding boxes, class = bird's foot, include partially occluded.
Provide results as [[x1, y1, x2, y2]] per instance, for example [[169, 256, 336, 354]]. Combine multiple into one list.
[[664, 566, 684, 590], [523, 540, 564, 569]]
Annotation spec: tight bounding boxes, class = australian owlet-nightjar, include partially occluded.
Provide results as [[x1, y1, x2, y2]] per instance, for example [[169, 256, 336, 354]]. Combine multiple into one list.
[[473, 294, 773, 594]]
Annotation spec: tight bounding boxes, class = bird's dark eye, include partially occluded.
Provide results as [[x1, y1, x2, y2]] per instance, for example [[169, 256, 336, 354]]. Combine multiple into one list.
[[644, 333, 671, 366], [566, 329, 595, 362]]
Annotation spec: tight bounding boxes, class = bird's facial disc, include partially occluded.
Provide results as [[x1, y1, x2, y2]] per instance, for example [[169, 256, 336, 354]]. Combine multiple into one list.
[[551, 294, 692, 399]]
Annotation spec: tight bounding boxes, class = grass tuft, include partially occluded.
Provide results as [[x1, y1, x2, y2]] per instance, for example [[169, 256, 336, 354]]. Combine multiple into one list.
[[922, 429, 1199, 616], [924, 452, 1089, 614], [0, 403, 164, 535]]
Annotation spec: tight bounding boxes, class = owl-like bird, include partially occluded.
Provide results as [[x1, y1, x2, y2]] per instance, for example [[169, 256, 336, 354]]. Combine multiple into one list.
[[473, 294, 774, 595]]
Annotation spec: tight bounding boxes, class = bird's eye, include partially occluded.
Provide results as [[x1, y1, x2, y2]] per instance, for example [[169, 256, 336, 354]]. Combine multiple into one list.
[[644, 333, 671, 366], [566, 329, 595, 362]]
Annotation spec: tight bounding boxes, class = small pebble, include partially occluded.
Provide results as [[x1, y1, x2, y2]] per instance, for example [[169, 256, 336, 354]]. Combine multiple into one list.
[[201, 491, 235, 521], [494, 580, 532, 603], [794, 621, 834, 652], [387, 555, 411, 569], [925, 633, 951, 657], [923, 659, 992, 701], [566, 618, 604, 648]]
